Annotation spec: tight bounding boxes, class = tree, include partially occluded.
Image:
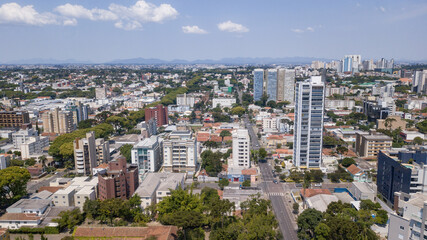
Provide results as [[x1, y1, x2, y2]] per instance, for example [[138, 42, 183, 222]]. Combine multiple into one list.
[[242, 180, 251, 187], [120, 144, 133, 163], [341, 157, 356, 168], [336, 146, 348, 160], [53, 208, 85, 232], [203, 140, 219, 149], [314, 223, 330, 240], [219, 130, 232, 141], [413, 137, 424, 145], [200, 150, 223, 176], [293, 202, 299, 214], [78, 119, 97, 129], [230, 106, 245, 117], [266, 100, 277, 108], [218, 178, 229, 190], [297, 208, 323, 239], [258, 148, 267, 159], [384, 117, 396, 130], [0, 166, 31, 207]]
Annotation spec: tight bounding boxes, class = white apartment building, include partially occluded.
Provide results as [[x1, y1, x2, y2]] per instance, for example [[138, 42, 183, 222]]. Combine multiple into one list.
[[95, 138, 110, 165], [12, 128, 38, 149], [132, 135, 163, 181], [232, 129, 250, 168], [163, 131, 197, 173], [262, 117, 278, 132], [212, 98, 236, 108], [20, 136, 49, 159], [74, 186, 96, 209], [74, 131, 97, 176], [176, 93, 196, 107]]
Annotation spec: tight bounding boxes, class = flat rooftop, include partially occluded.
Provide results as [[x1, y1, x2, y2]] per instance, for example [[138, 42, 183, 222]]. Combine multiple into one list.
[[134, 172, 186, 197], [8, 199, 51, 210]]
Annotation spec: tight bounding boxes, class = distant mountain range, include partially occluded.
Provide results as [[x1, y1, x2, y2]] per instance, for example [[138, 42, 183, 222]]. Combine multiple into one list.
[[2, 57, 427, 65]]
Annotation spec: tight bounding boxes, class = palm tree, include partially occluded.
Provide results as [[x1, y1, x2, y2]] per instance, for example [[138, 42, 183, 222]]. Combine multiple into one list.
[[384, 117, 396, 130]]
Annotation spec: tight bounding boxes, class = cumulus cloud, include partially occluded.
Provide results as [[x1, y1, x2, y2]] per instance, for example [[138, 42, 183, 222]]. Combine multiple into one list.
[[55, 4, 118, 21], [114, 20, 142, 31], [182, 25, 207, 34], [63, 18, 77, 26], [217, 21, 249, 33], [379, 6, 386, 12], [306, 27, 314, 32], [291, 28, 304, 33], [0, 2, 58, 25]]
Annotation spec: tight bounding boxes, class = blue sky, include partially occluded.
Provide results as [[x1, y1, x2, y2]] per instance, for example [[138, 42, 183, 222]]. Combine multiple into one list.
[[0, 0, 426, 63]]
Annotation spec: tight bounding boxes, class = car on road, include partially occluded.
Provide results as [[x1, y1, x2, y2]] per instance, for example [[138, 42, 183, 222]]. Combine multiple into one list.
[[273, 180, 278, 184]]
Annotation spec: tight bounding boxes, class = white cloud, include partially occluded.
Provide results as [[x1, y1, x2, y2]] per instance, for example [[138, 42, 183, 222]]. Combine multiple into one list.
[[114, 20, 142, 30], [55, 4, 118, 21], [182, 25, 207, 34], [109, 1, 178, 23], [217, 21, 249, 33], [0, 2, 58, 25], [306, 27, 314, 32], [291, 28, 304, 33], [379, 6, 386, 12], [63, 18, 77, 26]]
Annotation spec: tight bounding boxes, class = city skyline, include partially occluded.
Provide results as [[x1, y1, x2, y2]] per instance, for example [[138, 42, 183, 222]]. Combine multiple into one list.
[[1, 0, 427, 63]]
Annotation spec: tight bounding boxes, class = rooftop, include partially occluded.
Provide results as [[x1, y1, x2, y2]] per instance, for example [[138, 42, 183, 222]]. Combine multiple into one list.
[[134, 135, 159, 148], [0, 213, 40, 221], [134, 172, 186, 197], [8, 199, 51, 210], [300, 189, 332, 198]]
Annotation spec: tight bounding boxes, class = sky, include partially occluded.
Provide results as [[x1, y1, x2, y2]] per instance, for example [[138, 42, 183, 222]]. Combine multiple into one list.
[[0, 0, 427, 63]]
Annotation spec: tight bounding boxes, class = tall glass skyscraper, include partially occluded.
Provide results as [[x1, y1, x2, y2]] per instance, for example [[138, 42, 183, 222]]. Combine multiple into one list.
[[266, 69, 278, 101], [293, 76, 325, 169], [253, 69, 264, 101]]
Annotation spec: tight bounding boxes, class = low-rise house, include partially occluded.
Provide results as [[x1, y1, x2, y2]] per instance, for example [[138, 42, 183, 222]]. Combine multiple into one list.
[[0, 213, 41, 229], [349, 182, 376, 201], [346, 164, 370, 182]]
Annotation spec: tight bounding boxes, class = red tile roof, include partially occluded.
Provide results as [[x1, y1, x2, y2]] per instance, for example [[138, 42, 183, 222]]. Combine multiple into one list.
[[300, 189, 332, 198], [347, 164, 362, 175], [73, 226, 178, 240], [242, 168, 257, 175], [0, 213, 40, 221], [276, 149, 293, 154], [38, 186, 64, 193]]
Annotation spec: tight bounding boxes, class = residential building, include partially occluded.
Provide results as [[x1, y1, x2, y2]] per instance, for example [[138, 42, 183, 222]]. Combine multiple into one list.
[[346, 164, 370, 182], [74, 131, 97, 176], [389, 192, 427, 240], [325, 99, 355, 110], [0, 155, 7, 170], [95, 87, 107, 99], [0, 111, 30, 129], [98, 157, 139, 200], [133, 172, 185, 207], [232, 129, 250, 168], [349, 182, 376, 202], [12, 128, 38, 149], [355, 132, 392, 158], [253, 69, 264, 101], [163, 130, 197, 173], [42, 108, 75, 134], [74, 186, 96, 210], [20, 136, 49, 159], [277, 69, 295, 103], [52, 186, 77, 207], [400, 130, 425, 142], [266, 69, 278, 101], [145, 104, 168, 127], [293, 76, 325, 169], [377, 151, 427, 206], [176, 93, 196, 107], [413, 70, 427, 94], [95, 138, 110, 165], [138, 119, 157, 138], [212, 97, 236, 108], [131, 135, 163, 180]]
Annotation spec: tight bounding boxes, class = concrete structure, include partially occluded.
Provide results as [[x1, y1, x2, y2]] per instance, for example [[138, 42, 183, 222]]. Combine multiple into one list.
[[355, 132, 392, 158], [131, 135, 163, 180], [12, 128, 38, 149], [42, 108, 75, 134], [98, 157, 139, 200], [20, 136, 49, 159], [325, 99, 355, 110], [0, 213, 40, 229], [377, 151, 427, 207], [389, 192, 427, 240], [133, 172, 185, 207], [223, 187, 262, 210], [349, 182, 376, 201], [52, 186, 77, 207], [232, 129, 251, 168], [74, 131, 97, 176], [266, 69, 278, 101], [163, 131, 197, 173], [95, 138, 110, 165], [413, 70, 427, 94], [400, 130, 425, 142], [74, 186, 96, 209], [176, 93, 196, 107], [0, 111, 30, 128], [293, 76, 325, 169], [145, 104, 168, 127], [0, 155, 7, 170], [278, 69, 295, 104], [253, 69, 264, 101], [95, 87, 107, 99], [6, 199, 51, 216], [212, 97, 236, 108]]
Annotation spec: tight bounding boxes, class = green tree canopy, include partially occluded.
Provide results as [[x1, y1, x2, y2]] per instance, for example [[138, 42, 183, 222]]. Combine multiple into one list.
[[0, 166, 31, 207]]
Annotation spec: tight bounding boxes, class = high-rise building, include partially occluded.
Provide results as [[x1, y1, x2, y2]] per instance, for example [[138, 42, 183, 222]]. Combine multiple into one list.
[[176, 93, 196, 107], [253, 69, 264, 101], [74, 131, 97, 176], [95, 87, 107, 99], [20, 136, 49, 159], [266, 69, 278, 102], [355, 132, 392, 158], [0, 111, 30, 128], [163, 130, 197, 172], [232, 129, 251, 168], [42, 108, 75, 134], [95, 138, 110, 165], [131, 135, 163, 181], [343, 57, 353, 72], [283, 69, 295, 104], [12, 128, 38, 149], [293, 76, 325, 169], [97, 157, 139, 200], [413, 70, 427, 94], [145, 105, 168, 127]]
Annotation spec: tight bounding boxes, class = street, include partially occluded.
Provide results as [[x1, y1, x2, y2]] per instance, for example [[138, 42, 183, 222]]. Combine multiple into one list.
[[244, 115, 298, 240], [26, 170, 67, 194]]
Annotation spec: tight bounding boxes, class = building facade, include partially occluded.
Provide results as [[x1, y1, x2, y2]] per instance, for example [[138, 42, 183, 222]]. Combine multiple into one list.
[[293, 76, 325, 169], [212, 98, 236, 108], [145, 104, 168, 127], [355, 132, 392, 158], [253, 69, 264, 101], [74, 131, 97, 176], [42, 108, 75, 134], [0, 111, 30, 128], [131, 135, 163, 180], [163, 131, 197, 172], [232, 129, 251, 168]]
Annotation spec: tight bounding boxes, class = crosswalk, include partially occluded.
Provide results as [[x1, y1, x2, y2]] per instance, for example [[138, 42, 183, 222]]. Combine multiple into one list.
[[268, 192, 285, 196]]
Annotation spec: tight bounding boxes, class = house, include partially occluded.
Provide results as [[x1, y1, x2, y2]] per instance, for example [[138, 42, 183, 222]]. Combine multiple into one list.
[[346, 164, 370, 182], [0, 213, 41, 229]]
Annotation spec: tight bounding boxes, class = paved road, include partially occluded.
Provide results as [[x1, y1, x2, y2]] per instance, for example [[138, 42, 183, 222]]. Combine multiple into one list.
[[27, 171, 67, 194], [244, 115, 298, 240]]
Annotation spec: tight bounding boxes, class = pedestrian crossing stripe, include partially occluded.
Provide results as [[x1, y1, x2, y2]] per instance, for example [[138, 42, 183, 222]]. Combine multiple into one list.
[[268, 192, 285, 196]]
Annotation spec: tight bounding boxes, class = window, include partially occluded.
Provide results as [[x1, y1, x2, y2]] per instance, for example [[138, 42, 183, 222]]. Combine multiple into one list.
[[400, 226, 404, 230]]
